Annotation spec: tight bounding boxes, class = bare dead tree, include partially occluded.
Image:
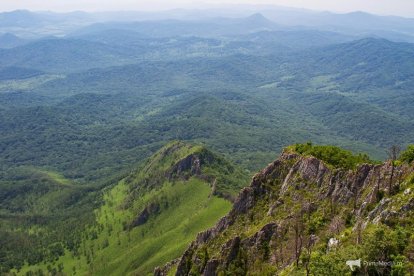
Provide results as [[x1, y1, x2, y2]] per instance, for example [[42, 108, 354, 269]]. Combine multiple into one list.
[[329, 216, 344, 235], [356, 221, 362, 245], [294, 212, 304, 267], [303, 200, 313, 221], [387, 145, 401, 195], [376, 168, 382, 201], [275, 224, 287, 267], [330, 196, 337, 216], [304, 234, 317, 276], [353, 186, 359, 210], [387, 145, 401, 162]]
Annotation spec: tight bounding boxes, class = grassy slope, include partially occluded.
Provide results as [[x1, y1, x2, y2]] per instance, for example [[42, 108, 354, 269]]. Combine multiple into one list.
[[17, 142, 239, 275]]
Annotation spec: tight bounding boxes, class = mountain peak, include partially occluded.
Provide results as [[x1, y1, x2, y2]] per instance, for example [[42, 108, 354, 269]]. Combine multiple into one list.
[[247, 13, 267, 20], [244, 13, 273, 24], [138, 140, 206, 177], [0, 9, 37, 20], [163, 144, 414, 275], [126, 141, 248, 200], [2, 9, 31, 15]]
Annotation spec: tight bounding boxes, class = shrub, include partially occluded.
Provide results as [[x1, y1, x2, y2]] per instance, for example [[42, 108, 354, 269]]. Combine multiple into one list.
[[399, 145, 414, 164], [289, 142, 373, 170]]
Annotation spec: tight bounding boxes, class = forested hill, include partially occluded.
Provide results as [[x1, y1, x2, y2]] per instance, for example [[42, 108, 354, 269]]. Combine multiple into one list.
[[1, 38, 413, 181], [7, 141, 249, 275]]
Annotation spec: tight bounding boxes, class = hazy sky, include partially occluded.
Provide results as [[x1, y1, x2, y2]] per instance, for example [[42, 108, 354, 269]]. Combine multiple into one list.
[[1, 0, 414, 17]]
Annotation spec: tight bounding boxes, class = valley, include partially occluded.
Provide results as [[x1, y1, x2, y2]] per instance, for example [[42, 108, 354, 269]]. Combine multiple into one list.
[[0, 6, 413, 275]]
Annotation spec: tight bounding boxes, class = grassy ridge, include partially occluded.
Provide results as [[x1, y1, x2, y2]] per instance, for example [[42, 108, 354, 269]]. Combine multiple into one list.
[[18, 179, 230, 275], [17, 142, 241, 275]]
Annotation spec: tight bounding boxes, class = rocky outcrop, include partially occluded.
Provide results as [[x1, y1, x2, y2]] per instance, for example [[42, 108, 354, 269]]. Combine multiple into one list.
[[175, 242, 197, 276], [160, 151, 414, 275], [131, 202, 160, 228], [203, 259, 219, 276], [167, 154, 202, 179], [154, 258, 180, 276], [401, 198, 414, 212]]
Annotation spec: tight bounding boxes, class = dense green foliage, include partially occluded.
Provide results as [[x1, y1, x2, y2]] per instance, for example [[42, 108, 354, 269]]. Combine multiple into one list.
[[0, 169, 103, 273], [289, 142, 375, 169], [16, 141, 243, 275], [400, 145, 414, 164], [0, 14, 413, 274], [308, 224, 414, 275]]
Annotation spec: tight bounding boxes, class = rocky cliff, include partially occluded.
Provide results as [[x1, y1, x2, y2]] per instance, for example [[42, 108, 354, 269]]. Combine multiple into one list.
[[156, 147, 414, 275]]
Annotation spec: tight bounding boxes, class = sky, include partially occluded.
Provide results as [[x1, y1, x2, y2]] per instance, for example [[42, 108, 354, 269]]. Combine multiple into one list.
[[1, 0, 414, 17]]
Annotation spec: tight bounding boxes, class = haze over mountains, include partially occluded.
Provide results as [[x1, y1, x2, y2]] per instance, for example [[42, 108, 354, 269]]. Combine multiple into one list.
[[0, 5, 413, 275], [1, 6, 414, 40]]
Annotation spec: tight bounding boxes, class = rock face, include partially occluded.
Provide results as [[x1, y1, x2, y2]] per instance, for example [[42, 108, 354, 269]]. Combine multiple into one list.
[[154, 259, 180, 276], [131, 202, 160, 228], [203, 259, 219, 276], [157, 151, 414, 275], [167, 154, 202, 179]]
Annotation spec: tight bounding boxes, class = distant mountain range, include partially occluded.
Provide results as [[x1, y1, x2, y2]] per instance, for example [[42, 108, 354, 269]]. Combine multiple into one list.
[[1, 8, 414, 42], [70, 13, 281, 38]]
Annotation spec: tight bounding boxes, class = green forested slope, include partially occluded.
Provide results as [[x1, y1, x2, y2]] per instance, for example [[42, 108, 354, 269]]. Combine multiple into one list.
[[1, 33, 414, 275], [5, 141, 248, 275], [4, 38, 414, 181]]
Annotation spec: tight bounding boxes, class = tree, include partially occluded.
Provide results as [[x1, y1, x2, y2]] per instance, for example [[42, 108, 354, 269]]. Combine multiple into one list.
[[362, 225, 399, 275], [400, 145, 414, 164], [273, 224, 288, 267], [303, 234, 317, 276], [293, 212, 304, 267], [387, 145, 400, 195], [376, 169, 382, 202], [387, 145, 401, 162], [329, 216, 344, 235]]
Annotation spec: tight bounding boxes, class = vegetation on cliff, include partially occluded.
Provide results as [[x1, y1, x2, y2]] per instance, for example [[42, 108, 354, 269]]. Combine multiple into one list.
[[287, 142, 375, 170], [163, 145, 414, 275], [400, 145, 414, 164]]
